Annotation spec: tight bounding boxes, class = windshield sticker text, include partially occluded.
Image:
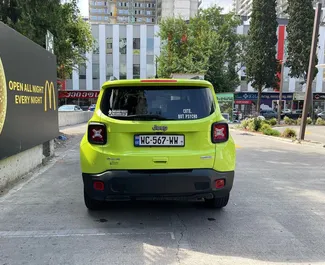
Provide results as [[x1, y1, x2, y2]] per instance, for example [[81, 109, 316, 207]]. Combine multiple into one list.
[[178, 109, 198, 119], [109, 110, 128, 116]]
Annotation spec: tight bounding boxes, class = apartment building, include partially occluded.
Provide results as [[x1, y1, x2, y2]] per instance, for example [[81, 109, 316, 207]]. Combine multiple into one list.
[[67, 24, 160, 90], [89, 0, 157, 24], [157, 0, 201, 22], [234, 0, 324, 18]]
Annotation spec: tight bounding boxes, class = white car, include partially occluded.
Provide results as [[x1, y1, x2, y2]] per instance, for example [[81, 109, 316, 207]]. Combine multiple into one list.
[[58, 105, 83, 112], [282, 109, 292, 114]]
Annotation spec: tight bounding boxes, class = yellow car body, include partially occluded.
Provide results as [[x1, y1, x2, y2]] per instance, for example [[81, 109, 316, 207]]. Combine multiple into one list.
[[80, 79, 236, 210]]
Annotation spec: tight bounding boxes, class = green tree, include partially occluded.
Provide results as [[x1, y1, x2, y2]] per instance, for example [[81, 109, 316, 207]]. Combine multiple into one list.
[[2, 0, 94, 80], [0, 0, 20, 24], [198, 7, 244, 92], [245, 0, 279, 113], [157, 16, 212, 78], [285, 0, 317, 83], [157, 6, 246, 93]]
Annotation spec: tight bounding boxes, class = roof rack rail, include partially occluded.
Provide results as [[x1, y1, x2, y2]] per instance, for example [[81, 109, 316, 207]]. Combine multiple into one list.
[[109, 76, 118, 81]]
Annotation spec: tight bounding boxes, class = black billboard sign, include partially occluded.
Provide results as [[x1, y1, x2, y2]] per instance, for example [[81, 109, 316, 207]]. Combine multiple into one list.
[[0, 22, 59, 160], [313, 93, 325, 101]]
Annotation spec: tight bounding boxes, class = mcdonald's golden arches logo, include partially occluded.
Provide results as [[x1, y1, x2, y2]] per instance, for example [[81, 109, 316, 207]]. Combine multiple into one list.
[[0, 57, 7, 135], [44, 80, 56, 112]]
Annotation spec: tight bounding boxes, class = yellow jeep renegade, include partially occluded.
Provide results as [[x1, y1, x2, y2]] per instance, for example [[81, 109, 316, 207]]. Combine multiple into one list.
[[80, 79, 236, 210]]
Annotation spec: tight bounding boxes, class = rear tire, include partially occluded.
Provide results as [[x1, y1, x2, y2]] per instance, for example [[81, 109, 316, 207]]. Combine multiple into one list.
[[205, 194, 229, 209], [84, 190, 105, 211]]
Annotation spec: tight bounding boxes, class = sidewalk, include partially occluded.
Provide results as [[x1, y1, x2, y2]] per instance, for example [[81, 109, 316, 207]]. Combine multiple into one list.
[[273, 125, 325, 144]]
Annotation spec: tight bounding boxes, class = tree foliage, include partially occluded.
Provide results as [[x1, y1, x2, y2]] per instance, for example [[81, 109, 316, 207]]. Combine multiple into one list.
[[157, 6, 246, 93], [285, 0, 317, 82], [245, 0, 278, 113], [0, 0, 94, 80]]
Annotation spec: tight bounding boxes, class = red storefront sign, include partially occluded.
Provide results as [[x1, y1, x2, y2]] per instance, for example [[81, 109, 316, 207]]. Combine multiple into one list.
[[235, 100, 253, 105], [59, 91, 99, 99]]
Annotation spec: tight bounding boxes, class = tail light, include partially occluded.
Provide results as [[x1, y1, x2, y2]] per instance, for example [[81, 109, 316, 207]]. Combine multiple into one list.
[[211, 122, 229, 143], [88, 123, 107, 145]]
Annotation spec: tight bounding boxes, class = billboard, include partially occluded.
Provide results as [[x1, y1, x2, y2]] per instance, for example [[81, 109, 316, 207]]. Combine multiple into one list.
[[0, 22, 59, 160]]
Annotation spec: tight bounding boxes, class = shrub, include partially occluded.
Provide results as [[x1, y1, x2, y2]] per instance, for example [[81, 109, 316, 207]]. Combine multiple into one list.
[[282, 128, 297, 139], [263, 128, 281, 136], [260, 123, 272, 132], [316, 117, 325, 125], [247, 118, 263, 132], [284, 116, 296, 125], [263, 119, 271, 125], [241, 119, 250, 129], [284, 116, 291, 124], [296, 118, 302, 125], [269, 118, 277, 126], [307, 117, 313, 125]]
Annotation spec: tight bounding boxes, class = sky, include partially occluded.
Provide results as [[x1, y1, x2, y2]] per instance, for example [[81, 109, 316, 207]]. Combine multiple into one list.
[[77, 0, 232, 17]]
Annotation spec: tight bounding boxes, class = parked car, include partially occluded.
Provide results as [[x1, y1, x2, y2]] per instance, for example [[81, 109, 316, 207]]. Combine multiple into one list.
[[317, 111, 325, 119], [80, 79, 236, 210], [282, 109, 292, 115], [260, 109, 278, 119], [58, 105, 83, 112]]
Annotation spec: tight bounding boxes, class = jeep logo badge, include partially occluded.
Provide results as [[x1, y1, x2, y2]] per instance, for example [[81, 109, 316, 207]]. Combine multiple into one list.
[[152, 125, 168, 132]]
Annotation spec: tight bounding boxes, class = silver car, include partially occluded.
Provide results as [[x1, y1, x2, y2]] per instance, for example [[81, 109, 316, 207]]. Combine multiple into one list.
[[317, 111, 325, 119]]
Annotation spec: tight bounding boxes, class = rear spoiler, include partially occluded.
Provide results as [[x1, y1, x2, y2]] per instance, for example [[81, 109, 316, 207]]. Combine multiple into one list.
[[190, 76, 204, 80]]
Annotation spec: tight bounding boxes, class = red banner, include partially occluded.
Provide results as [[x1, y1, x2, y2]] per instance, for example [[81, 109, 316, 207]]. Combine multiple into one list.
[[235, 100, 252, 105], [58, 91, 99, 99]]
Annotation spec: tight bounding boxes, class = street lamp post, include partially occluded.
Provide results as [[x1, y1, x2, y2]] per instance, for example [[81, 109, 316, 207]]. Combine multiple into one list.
[[299, 2, 322, 141]]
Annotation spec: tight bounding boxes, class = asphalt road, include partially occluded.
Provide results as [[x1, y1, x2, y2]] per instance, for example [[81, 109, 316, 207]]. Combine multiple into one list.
[[1, 124, 325, 265]]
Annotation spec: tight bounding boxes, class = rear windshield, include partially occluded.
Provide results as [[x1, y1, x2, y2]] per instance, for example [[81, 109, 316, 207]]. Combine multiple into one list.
[[100, 86, 216, 121]]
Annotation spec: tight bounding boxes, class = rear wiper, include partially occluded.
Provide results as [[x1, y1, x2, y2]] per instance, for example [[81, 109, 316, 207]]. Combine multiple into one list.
[[110, 114, 171, 120]]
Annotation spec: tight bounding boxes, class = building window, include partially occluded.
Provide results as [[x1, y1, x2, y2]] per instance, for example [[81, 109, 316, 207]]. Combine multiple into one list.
[[147, 38, 154, 54], [106, 64, 113, 80], [93, 40, 99, 54], [133, 64, 140, 79], [79, 64, 86, 79], [147, 63, 155, 78], [120, 64, 127, 79], [106, 38, 113, 54], [119, 38, 127, 54], [92, 63, 99, 79], [133, 38, 140, 54]]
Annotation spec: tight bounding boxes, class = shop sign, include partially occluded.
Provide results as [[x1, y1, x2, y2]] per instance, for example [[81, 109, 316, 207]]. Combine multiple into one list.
[[234, 100, 252, 105], [58, 91, 99, 99], [235, 92, 293, 100], [216, 93, 234, 102], [313, 93, 325, 100], [293, 92, 305, 101]]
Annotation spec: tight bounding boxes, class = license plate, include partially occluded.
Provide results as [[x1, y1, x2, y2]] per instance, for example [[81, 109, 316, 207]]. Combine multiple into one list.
[[134, 135, 185, 147]]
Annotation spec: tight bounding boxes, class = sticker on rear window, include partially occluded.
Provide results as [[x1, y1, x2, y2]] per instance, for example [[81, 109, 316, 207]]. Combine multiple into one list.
[[178, 109, 198, 119], [108, 110, 128, 116]]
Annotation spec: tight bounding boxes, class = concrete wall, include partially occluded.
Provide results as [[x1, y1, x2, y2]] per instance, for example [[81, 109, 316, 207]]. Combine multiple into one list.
[[0, 111, 92, 191], [58, 111, 93, 127], [0, 140, 54, 191]]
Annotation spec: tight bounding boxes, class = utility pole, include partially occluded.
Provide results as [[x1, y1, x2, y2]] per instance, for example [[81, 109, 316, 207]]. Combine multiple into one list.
[[277, 59, 285, 125], [278, 39, 287, 125], [299, 2, 322, 141]]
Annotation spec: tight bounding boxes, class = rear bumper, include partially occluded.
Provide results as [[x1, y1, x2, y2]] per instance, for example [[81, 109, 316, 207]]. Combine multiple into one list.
[[82, 169, 234, 201]]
